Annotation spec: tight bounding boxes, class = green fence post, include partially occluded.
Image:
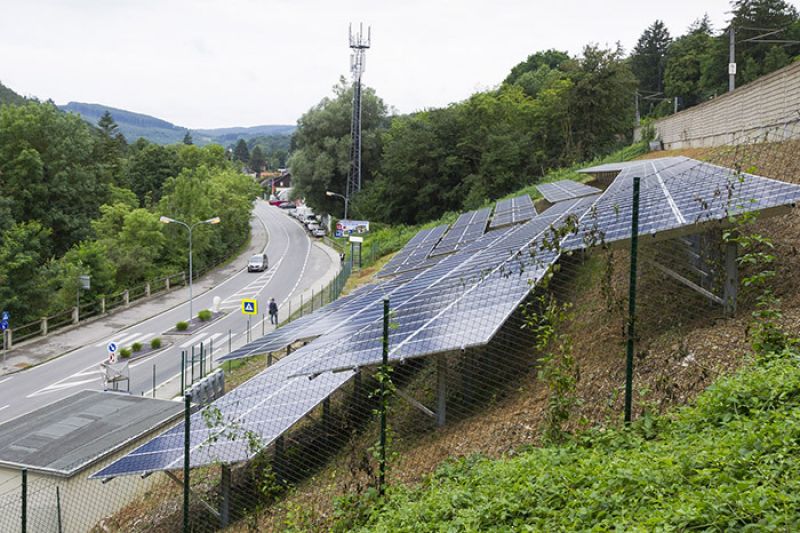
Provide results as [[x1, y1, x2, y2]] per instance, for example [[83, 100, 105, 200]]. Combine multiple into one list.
[[624, 176, 641, 425], [379, 297, 389, 496], [21, 469, 27, 533], [191, 346, 195, 385], [56, 486, 62, 533], [183, 394, 191, 533], [152, 364, 156, 398]]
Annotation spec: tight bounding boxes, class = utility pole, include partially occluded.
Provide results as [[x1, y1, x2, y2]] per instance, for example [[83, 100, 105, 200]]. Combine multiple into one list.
[[729, 26, 736, 92], [346, 23, 371, 209]]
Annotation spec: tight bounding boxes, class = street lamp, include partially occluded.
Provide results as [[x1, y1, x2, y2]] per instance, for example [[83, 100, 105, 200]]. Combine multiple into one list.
[[159, 215, 221, 321], [326, 190, 349, 220]]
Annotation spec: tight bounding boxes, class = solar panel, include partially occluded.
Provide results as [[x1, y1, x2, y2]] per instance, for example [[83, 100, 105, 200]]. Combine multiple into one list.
[[562, 157, 800, 250], [489, 195, 537, 229], [537, 180, 602, 203], [430, 207, 491, 256], [286, 197, 594, 377], [377, 224, 448, 277]]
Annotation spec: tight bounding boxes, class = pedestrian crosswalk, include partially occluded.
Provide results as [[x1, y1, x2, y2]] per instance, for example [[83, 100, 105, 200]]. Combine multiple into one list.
[[94, 331, 155, 348]]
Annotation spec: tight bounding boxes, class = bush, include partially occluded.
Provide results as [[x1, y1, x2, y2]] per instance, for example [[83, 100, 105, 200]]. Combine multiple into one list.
[[176, 321, 189, 331], [131, 342, 142, 352], [150, 337, 162, 349], [197, 309, 213, 322], [118, 348, 132, 359]]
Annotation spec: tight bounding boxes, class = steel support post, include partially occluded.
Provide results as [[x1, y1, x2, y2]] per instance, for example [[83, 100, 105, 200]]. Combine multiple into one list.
[[624, 177, 641, 425]]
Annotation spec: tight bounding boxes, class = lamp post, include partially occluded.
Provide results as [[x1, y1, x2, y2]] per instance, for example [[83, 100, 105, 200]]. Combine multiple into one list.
[[160, 216, 221, 321], [326, 190, 349, 220]]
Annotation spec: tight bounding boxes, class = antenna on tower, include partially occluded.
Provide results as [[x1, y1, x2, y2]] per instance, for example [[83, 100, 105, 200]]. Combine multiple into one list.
[[346, 23, 371, 210]]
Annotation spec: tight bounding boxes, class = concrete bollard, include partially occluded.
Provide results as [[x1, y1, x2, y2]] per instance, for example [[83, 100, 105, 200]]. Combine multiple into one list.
[[123, 290, 130, 307], [145, 283, 151, 297], [6, 329, 11, 349], [72, 307, 79, 324], [165, 277, 170, 291], [41, 317, 48, 336], [100, 297, 106, 314]]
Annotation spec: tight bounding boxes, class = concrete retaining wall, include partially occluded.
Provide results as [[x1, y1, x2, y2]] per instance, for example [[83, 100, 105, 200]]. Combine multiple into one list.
[[635, 61, 800, 149]]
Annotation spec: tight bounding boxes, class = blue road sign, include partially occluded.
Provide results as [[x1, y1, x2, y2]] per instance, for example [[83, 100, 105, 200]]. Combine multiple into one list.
[[1, 311, 8, 321], [107, 342, 118, 353], [0, 320, 7, 331]]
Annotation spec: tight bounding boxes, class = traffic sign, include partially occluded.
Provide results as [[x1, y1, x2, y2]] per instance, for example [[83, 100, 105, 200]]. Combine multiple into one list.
[[107, 342, 118, 353], [1, 311, 8, 321], [0, 321, 7, 331], [349, 236, 364, 243], [241, 299, 258, 315]]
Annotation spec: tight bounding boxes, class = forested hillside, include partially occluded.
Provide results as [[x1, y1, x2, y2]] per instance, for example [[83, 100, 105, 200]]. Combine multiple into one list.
[[58, 102, 295, 146], [0, 80, 26, 106], [0, 102, 260, 326]]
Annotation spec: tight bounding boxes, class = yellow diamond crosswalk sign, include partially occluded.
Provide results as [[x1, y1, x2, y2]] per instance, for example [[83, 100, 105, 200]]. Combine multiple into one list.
[[241, 299, 258, 315]]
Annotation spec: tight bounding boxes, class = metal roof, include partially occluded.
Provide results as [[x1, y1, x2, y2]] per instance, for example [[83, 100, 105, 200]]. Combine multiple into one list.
[[0, 390, 182, 477]]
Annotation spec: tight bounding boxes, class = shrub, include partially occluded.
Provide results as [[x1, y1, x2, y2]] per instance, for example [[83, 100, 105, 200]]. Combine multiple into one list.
[[150, 337, 162, 349], [118, 348, 132, 359], [176, 321, 189, 331], [131, 342, 142, 352], [197, 309, 213, 322]]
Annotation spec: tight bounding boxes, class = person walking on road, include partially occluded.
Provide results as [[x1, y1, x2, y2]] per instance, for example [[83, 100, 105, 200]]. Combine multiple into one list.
[[269, 298, 279, 325]]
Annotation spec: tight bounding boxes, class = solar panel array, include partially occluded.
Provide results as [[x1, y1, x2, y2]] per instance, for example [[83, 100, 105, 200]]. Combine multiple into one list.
[[562, 156, 800, 250], [377, 224, 448, 277], [95, 157, 800, 479], [537, 180, 602, 204], [430, 207, 491, 256], [489, 195, 537, 229]]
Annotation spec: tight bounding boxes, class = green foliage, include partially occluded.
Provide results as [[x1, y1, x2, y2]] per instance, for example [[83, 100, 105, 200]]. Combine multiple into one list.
[[118, 348, 132, 359], [0, 222, 51, 323], [289, 78, 388, 217], [340, 346, 800, 531], [150, 337, 162, 349], [197, 309, 212, 321], [629, 20, 672, 96], [131, 342, 143, 352], [176, 321, 189, 331], [0, 80, 27, 106], [249, 145, 266, 173], [233, 138, 250, 164]]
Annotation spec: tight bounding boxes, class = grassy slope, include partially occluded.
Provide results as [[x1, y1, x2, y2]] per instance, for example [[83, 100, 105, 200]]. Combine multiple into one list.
[[351, 347, 800, 531]]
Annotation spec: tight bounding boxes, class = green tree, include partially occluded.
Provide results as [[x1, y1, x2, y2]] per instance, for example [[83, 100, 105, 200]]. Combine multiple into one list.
[[183, 130, 193, 145], [289, 78, 388, 216], [233, 138, 250, 164], [630, 20, 672, 114], [0, 102, 110, 255], [124, 141, 181, 206], [249, 145, 266, 174], [0, 222, 51, 323], [664, 16, 715, 108], [95, 111, 127, 184], [111, 209, 167, 285]]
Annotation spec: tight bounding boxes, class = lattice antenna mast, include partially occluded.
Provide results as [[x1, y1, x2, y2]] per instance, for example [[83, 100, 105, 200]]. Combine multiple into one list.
[[346, 23, 371, 208]]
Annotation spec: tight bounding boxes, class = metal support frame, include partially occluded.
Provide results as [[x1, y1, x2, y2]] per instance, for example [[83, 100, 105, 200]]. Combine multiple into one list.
[[166, 471, 220, 521], [723, 241, 738, 316], [624, 177, 641, 425], [220, 464, 231, 528], [650, 261, 724, 306], [436, 355, 447, 427]]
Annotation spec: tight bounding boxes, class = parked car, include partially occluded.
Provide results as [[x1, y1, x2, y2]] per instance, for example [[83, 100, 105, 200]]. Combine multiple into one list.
[[306, 222, 320, 232], [312, 228, 326, 238], [278, 202, 295, 209], [247, 253, 269, 272]]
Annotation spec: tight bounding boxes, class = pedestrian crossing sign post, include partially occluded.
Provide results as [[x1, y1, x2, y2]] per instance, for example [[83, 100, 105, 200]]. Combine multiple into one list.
[[241, 299, 258, 315]]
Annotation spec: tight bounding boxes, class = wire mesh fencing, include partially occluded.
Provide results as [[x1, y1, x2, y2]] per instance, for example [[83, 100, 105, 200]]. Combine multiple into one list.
[[2, 121, 800, 532]]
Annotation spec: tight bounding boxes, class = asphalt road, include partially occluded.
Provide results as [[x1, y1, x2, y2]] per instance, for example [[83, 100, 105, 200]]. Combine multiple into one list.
[[0, 201, 333, 424]]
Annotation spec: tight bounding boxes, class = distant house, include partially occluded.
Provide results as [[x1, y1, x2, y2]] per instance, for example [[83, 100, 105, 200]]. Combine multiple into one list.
[[0, 390, 182, 532]]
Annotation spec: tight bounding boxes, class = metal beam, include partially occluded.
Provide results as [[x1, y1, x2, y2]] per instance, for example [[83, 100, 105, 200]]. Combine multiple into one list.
[[165, 471, 221, 520], [650, 261, 724, 306], [437, 355, 447, 427]]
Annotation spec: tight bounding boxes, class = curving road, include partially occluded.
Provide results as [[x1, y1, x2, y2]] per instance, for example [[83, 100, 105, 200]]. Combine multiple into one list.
[[0, 201, 334, 424]]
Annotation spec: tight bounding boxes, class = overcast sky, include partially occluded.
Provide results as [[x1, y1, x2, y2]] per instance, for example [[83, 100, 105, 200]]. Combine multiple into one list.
[[0, 0, 735, 129]]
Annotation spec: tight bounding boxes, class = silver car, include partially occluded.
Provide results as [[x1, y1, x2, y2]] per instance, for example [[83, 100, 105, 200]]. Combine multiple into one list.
[[247, 253, 269, 272]]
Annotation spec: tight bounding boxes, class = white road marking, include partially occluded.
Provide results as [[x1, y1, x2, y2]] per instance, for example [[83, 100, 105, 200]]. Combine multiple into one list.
[[0, 377, 12, 386], [180, 333, 209, 348], [0, 405, 9, 412], [94, 331, 140, 347], [27, 377, 100, 398]]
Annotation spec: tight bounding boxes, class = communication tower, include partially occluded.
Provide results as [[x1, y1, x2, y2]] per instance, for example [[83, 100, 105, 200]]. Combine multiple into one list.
[[346, 23, 371, 207]]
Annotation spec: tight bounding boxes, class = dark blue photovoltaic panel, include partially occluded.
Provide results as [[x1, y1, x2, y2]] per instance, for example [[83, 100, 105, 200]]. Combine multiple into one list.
[[537, 180, 602, 203], [378, 224, 448, 277], [287, 196, 595, 377], [489, 195, 537, 229], [430, 208, 491, 256], [562, 157, 800, 250]]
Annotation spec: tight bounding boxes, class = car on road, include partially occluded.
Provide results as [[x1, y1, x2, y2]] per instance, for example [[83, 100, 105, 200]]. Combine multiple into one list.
[[278, 202, 295, 209], [247, 253, 269, 272], [312, 228, 326, 238]]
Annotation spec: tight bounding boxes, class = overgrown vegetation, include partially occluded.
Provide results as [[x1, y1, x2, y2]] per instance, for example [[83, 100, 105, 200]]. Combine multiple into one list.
[[0, 101, 260, 324]]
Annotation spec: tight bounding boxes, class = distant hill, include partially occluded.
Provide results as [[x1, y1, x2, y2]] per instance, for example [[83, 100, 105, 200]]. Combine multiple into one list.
[[0, 80, 27, 106], [58, 102, 295, 146]]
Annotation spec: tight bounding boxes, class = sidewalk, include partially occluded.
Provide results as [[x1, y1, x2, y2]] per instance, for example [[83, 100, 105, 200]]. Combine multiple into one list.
[[0, 212, 271, 376]]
